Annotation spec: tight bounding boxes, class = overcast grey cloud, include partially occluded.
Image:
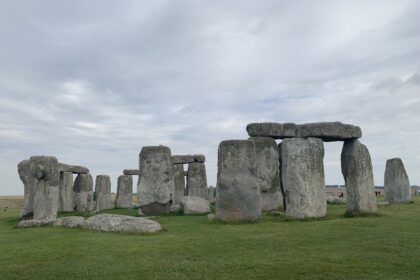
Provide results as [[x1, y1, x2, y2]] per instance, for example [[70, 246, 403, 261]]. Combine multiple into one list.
[[1, 0, 420, 195]]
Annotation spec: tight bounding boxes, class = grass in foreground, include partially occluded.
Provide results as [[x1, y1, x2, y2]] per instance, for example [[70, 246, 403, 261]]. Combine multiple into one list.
[[0, 197, 420, 279]]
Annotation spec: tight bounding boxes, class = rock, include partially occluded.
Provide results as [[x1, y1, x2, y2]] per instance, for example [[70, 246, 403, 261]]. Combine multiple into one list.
[[58, 163, 89, 174], [137, 146, 175, 215], [29, 156, 60, 185], [95, 175, 113, 211], [216, 140, 261, 222], [249, 137, 283, 211], [186, 162, 208, 199], [384, 158, 411, 203], [116, 175, 133, 208], [84, 214, 162, 233], [140, 202, 171, 216], [171, 154, 205, 164], [17, 219, 52, 228], [59, 172, 74, 212], [18, 159, 36, 218], [73, 173, 93, 214], [170, 203, 182, 213], [180, 196, 210, 214], [341, 140, 377, 214], [207, 213, 216, 222], [326, 196, 346, 204], [53, 216, 85, 228], [208, 186, 216, 203], [123, 169, 140, 176], [377, 202, 390, 207], [172, 164, 186, 206], [87, 191, 96, 212], [247, 122, 361, 142], [281, 138, 326, 219]]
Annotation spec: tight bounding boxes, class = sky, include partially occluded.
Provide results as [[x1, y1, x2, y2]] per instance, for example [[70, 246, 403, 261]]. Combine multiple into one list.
[[1, 0, 420, 195]]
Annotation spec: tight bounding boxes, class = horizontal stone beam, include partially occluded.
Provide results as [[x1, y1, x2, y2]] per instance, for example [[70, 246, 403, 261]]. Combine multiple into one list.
[[58, 163, 89, 174], [246, 122, 361, 142], [123, 169, 139, 176], [171, 154, 205, 164]]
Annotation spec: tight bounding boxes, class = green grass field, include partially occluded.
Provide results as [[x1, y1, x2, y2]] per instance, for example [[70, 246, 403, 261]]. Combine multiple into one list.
[[1, 197, 419, 280]]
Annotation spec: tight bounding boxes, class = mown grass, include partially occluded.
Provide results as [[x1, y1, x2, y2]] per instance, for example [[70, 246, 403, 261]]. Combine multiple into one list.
[[0, 197, 419, 279]]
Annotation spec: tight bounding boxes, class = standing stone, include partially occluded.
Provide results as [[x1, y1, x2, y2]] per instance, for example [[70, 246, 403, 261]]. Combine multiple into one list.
[[216, 140, 261, 222], [186, 162, 208, 199], [59, 172, 74, 212], [73, 173, 93, 214], [116, 175, 133, 208], [249, 137, 283, 211], [281, 138, 326, 219], [208, 186, 216, 203], [17, 159, 36, 218], [137, 146, 175, 215], [172, 164, 185, 206], [341, 140, 377, 215], [95, 175, 113, 211], [384, 158, 411, 203]]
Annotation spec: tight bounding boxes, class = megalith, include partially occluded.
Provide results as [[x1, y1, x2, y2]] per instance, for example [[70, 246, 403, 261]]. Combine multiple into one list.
[[95, 175, 113, 211], [137, 146, 175, 215], [73, 173, 93, 214], [208, 186, 216, 203], [341, 140, 377, 215], [216, 140, 261, 222], [172, 164, 185, 206], [17, 159, 36, 218], [281, 138, 326, 219], [59, 171, 74, 212], [384, 158, 411, 203], [116, 175, 133, 208], [186, 162, 208, 199]]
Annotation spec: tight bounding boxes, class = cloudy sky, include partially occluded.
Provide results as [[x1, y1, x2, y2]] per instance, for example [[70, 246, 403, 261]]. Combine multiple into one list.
[[1, 0, 420, 195]]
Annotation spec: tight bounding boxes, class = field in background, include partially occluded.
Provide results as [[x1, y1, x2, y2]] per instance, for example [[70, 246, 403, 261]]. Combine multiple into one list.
[[0, 197, 420, 279]]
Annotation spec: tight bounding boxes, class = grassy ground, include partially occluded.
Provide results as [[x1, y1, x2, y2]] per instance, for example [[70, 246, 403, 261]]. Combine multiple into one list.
[[0, 197, 419, 280]]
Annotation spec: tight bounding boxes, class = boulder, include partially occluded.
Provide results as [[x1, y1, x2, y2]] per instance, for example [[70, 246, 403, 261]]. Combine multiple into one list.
[[216, 140, 261, 222], [17, 219, 52, 228], [58, 163, 89, 174], [281, 138, 326, 219], [384, 158, 411, 203], [326, 196, 346, 204], [180, 196, 210, 214], [172, 164, 185, 206], [53, 216, 85, 228], [84, 214, 162, 233], [116, 175, 133, 208], [59, 172, 74, 212], [95, 175, 113, 211], [17, 159, 36, 218], [341, 140, 377, 214], [171, 154, 205, 164], [123, 169, 140, 176], [186, 162, 208, 199], [73, 173, 93, 214]]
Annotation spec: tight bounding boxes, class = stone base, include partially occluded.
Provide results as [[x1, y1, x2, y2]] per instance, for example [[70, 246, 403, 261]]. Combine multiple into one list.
[[139, 202, 171, 215]]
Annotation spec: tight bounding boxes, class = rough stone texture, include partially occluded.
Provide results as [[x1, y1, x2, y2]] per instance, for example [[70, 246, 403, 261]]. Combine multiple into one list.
[[384, 158, 411, 203], [87, 191, 96, 212], [17, 219, 52, 228], [116, 175, 133, 208], [186, 162, 208, 199], [18, 159, 36, 218], [59, 172, 74, 212], [249, 137, 283, 211], [84, 214, 162, 233], [123, 169, 140, 176], [326, 196, 346, 204], [216, 140, 261, 222], [171, 154, 206, 164], [53, 216, 85, 228], [58, 163, 89, 174], [139, 202, 171, 216], [281, 138, 326, 219], [29, 156, 60, 185], [95, 175, 113, 211], [208, 186, 216, 203], [172, 164, 185, 206], [247, 122, 361, 142], [137, 146, 175, 215], [341, 140, 377, 214], [73, 173, 93, 214], [180, 196, 210, 214]]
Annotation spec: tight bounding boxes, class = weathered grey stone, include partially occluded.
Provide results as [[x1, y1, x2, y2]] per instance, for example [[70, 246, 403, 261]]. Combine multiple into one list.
[[208, 186, 216, 203], [87, 191, 96, 212], [73, 173, 93, 214], [172, 164, 185, 206], [139, 202, 170, 216], [123, 169, 140, 176], [249, 137, 283, 211], [384, 158, 411, 203], [58, 163, 89, 174], [186, 162, 208, 199], [247, 122, 361, 142], [180, 196, 210, 214], [341, 140, 377, 214], [137, 146, 175, 215], [59, 172, 74, 212], [183, 171, 188, 177], [53, 216, 85, 228], [281, 138, 326, 219], [18, 159, 36, 218], [172, 154, 205, 164], [116, 175, 133, 208], [84, 214, 162, 233], [29, 156, 60, 185], [17, 219, 52, 228], [95, 175, 113, 211], [326, 196, 346, 204], [216, 140, 261, 222]]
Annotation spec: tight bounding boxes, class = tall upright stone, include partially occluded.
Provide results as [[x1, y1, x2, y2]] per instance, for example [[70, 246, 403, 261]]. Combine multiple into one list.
[[95, 175, 113, 211], [216, 140, 261, 222], [17, 159, 36, 218], [116, 175, 133, 208], [281, 138, 326, 219], [186, 162, 208, 199], [172, 164, 185, 206], [208, 186, 216, 203], [73, 173, 93, 214], [341, 140, 377, 215], [137, 146, 175, 215], [59, 171, 74, 212], [384, 158, 411, 203], [249, 137, 283, 211]]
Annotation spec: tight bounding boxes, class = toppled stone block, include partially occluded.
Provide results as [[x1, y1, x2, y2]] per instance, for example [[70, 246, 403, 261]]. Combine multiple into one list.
[[53, 216, 85, 228], [17, 219, 52, 228], [84, 214, 162, 233]]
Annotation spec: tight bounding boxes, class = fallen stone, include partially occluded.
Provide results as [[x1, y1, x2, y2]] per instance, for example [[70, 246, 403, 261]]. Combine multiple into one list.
[[17, 219, 52, 228], [171, 154, 205, 164], [180, 196, 210, 214], [17, 159, 36, 218], [326, 196, 346, 204], [58, 163, 89, 174], [95, 175, 113, 211], [59, 172, 74, 212], [53, 216, 85, 228], [186, 162, 208, 199], [173, 164, 186, 206], [123, 169, 140, 176], [116, 175, 133, 208], [384, 158, 411, 203], [84, 214, 162, 233]]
